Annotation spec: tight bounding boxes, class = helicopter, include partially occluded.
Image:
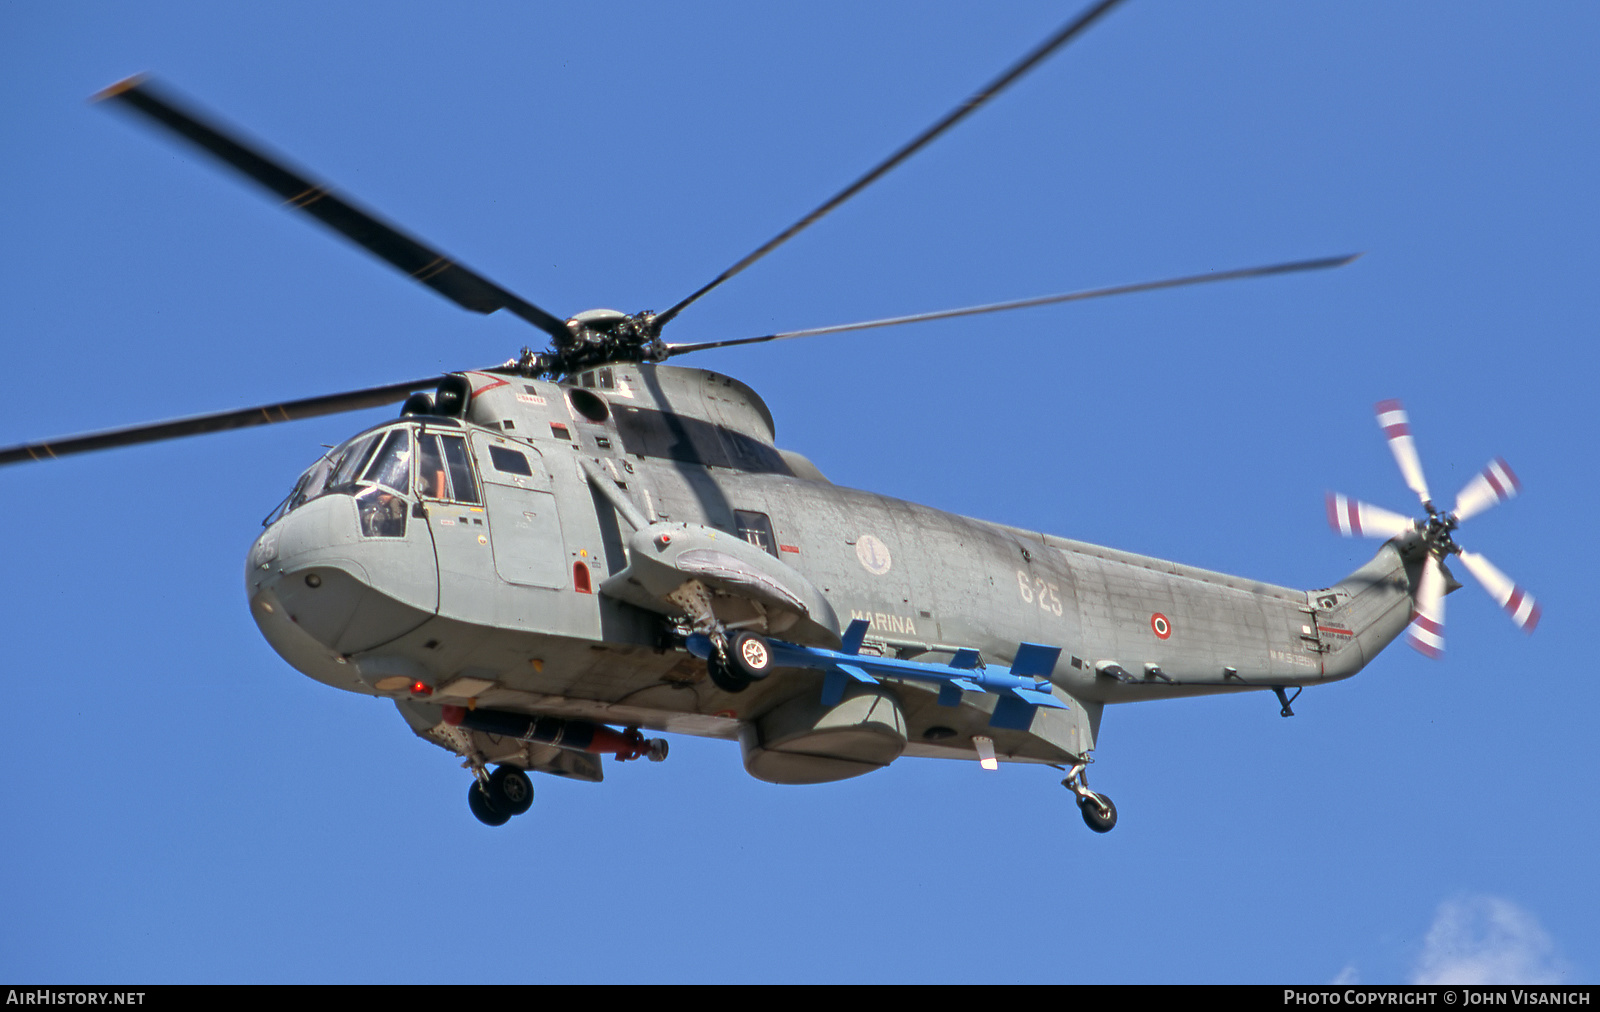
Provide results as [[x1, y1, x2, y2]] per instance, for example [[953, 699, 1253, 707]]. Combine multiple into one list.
[[0, 0, 1539, 834]]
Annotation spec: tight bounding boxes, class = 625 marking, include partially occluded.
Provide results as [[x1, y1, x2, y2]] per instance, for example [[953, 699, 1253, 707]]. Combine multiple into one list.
[[1017, 570, 1063, 616]]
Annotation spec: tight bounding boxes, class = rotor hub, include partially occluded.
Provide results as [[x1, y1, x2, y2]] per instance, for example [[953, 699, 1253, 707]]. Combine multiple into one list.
[[505, 309, 668, 379]]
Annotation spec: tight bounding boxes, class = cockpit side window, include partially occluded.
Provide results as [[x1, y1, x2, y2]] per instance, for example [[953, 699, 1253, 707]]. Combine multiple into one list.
[[418, 432, 448, 499], [417, 431, 481, 504], [440, 434, 480, 505]]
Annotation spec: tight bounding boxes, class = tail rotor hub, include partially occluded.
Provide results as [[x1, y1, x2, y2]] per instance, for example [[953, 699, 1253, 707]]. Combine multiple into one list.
[[1326, 399, 1539, 657]]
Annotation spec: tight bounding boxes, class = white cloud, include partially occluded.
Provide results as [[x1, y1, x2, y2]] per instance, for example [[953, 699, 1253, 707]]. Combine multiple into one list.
[[1409, 895, 1570, 985], [1331, 964, 1360, 985]]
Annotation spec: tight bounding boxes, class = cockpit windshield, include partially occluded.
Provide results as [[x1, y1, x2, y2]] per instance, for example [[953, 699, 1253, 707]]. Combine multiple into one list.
[[362, 429, 412, 494], [263, 425, 420, 528]]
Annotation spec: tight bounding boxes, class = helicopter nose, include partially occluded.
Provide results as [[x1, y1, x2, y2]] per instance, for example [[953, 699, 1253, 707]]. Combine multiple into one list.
[[246, 494, 435, 659]]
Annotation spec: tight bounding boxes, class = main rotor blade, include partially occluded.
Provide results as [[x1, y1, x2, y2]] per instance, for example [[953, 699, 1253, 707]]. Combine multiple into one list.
[[1455, 550, 1541, 633], [652, 0, 1127, 331], [1453, 457, 1521, 523], [96, 77, 569, 338], [1406, 553, 1447, 659], [664, 254, 1360, 356], [0, 377, 438, 467], [1374, 399, 1433, 508]]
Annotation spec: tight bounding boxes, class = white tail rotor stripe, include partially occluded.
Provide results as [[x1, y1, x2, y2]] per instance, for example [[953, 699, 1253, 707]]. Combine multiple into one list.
[[1326, 493, 1412, 539], [1455, 549, 1541, 634], [1407, 555, 1447, 659], [1406, 624, 1444, 658], [1327, 493, 1358, 536], [1483, 457, 1519, 497], [1454, 457, 1522, 521], [1375, 399, 1410, 438], [1374, 399, 1431, 503]]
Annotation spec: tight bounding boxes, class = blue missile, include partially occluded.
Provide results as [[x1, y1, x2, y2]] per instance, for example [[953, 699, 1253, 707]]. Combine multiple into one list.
[[687, 619, 1068, 730]]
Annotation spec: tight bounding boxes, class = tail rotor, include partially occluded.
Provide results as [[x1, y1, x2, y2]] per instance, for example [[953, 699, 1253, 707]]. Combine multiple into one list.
[[1327, 399, 1538, 657]]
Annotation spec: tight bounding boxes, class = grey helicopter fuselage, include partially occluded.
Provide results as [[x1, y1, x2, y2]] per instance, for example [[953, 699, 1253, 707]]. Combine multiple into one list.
[[245, 357, 1421, 786]]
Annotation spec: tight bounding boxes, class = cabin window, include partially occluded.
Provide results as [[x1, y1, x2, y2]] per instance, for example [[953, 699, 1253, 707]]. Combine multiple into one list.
[[735, 510, 778, 557], [489, 445, 533, 476]]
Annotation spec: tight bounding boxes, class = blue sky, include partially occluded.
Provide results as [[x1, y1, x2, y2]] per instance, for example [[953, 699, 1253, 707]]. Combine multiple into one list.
[[2, 0, 1594, 984]]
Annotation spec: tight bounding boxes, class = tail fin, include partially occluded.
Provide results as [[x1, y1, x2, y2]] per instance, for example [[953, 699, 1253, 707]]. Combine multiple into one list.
[[1311, 535, 1438, 680]]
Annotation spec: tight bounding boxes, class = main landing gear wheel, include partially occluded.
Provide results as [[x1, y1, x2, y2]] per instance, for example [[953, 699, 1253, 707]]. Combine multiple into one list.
[[467, 765, 535, 826], [488, 766, 534, 816], [729, 631, 774, 681], [706, 647, 751, 693], [1078, 794, 1117, 834], [467, 781, 511, 827]]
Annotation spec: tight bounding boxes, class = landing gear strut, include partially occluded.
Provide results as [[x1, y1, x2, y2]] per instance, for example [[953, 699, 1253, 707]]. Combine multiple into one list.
[[1062, 762, 1117, 833], [467, 765, 535, 827]]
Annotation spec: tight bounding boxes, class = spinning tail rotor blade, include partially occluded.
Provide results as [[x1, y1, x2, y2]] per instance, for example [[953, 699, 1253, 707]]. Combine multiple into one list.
[[95, 76, 568, 338], [1326, 493, 1415, 540], [0, 377, 439, 467], [1455, 550, 1541, 633], [1453, 457, 1521, 523], [1374, 399, 1432, 507], [1406, 554, 1448, 659]]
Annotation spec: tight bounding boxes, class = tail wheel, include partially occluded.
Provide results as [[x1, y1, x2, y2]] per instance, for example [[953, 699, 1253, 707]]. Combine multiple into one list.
[[1078, 794, 1117, 833]]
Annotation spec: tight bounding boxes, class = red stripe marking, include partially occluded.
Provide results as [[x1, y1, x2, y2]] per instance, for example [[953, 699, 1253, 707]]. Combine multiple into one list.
[[1407, 631, 1443, 659], [1346, 498, 1362, 535], [1375, 399, 1404, 414], [1495, 457, 1521, 491], [779, 544, 800, 553], [1383, 422, 1410, 439], [1523, 603, 1541, 633], [1506, 587, 1524, 614], [1484, 467, 1506, 499], [1413, 613, 1444, 635], [472, 378, 509, 396], [1326, 493, 1340, 531]]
